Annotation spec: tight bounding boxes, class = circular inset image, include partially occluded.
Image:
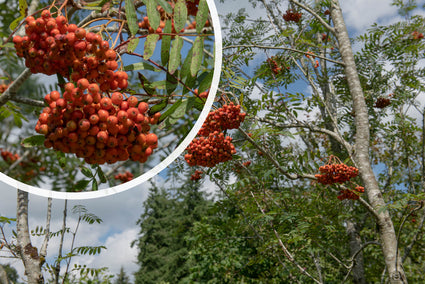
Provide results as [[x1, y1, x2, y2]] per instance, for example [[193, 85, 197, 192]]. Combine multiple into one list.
[[0, 0, 222, 199]]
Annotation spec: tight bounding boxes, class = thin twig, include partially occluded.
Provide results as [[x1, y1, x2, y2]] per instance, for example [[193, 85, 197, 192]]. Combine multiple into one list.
[[289, 0, 335, 33], [224, 44, 344, 65]]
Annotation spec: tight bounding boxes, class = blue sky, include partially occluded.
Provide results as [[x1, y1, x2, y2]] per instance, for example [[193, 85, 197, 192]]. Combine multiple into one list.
[[0, 0, 421, 282]]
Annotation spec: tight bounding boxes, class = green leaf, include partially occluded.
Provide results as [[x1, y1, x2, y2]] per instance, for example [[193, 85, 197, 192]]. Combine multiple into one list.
[[157, 0, 173, 14], [170, 98, 191, 119], [169, 35, 183, 74], [92, 179, 98, 191], [124, 62, 157, 72], [13, 113, 23, 128], [9, 0, 27, 31], [21, 135, 45, 148], [159, 99, 183, 121], [196, 0, 209, 33], [174, 0, 187, 33], [199, 69, 214, 93], [145, 0, 160, 30], [161, 20, 172, 66], [97, 167, 107, 183], [166, 71, 178, 95], [127, 37, 140, 53], [80, 166, 93, 178], [144, 34, 160, 60], [138, 73, 157, 95], [149, 99, 168, 115], [74, 180, 90, 191], [191, 36, 204, 77], [125, 0, 138, 36]]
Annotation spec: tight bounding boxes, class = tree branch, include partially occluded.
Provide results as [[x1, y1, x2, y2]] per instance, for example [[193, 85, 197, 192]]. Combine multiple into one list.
[[289, 0, 335, 33], [250, 191, 322, 284], [255, 116, 353, 153], [224, 44, 344, 65], [238, 127, 316, 180]]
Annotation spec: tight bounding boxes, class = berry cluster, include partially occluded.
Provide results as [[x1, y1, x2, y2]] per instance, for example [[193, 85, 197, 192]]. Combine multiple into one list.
[[412, 30, 424, 40], [1, 150, 20, 164], [190, 170, 203, 180], [139, 0, 208, 36], [243, 160, 251, 167], [283, 9, 302, 23], [114, 171, 134, 183], [0, 83, 9, 93], [35, 83, 159, 165], [374, 97, 391, 108], [198, 103, 246, 136], [337, 186, 365, 201], [186, 0, 201, 16], [267, 57, 281, 74], [185, 131, 236, 167], [13, 11, 127, 91], [194, 89, 209, 99], [315, 163, 359, 185]]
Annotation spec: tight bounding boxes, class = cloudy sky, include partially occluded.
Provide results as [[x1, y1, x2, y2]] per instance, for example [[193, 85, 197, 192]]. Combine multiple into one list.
[[0, 0, 420, 282]]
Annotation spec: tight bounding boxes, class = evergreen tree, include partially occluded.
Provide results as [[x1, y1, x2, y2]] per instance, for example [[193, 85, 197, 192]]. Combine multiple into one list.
[[133, 182, 210, 284], [114, 267, 130, 284]]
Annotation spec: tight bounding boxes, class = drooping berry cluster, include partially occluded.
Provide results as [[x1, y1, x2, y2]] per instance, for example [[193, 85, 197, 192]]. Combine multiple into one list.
[[374, 97, 391, 108], [1, 150, 20, 164], [36, 83, 160, 165], [267, 57, 281, 74], [194, 89, 209, 99], [114, 171, 134, 183], [0, 83, 9, 93], [412, 30, 424, 40], [337, 186, 365, 201], [198, 103, 246, 136], [315, 162, 359, 185], [12, 11, 127, 91], [185, 131, 236, 167], [283, 9, 302, 23], [190, 170, 203, 180], [139, 0, 208, 36]]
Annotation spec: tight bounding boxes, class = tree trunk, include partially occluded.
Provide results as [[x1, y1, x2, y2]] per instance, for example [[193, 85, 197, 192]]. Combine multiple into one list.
[[346, 220, 366, 284], [330, 1, 407, 283], [0, 265, 10, 284], [16, 190, 44, 284]]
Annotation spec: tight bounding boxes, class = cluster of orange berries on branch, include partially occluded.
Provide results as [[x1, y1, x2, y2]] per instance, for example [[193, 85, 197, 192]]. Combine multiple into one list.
[[0, 83, 10, 93], [267, 57, 282, 75], [190, 170, 203, 180], [139, 0, 209, 36], [315, 156, 359, 185], [337, 186, 365, 201], [374, 97, 391, 108], [13, 11, 127, 91], [283, 9, 302, 23], [315, 163, 359, 185], [1, 150, 20, 164], [194, 89, 209, 99], [185, 103, 245, 168], [114, 171, 134, 183], [35, 83, 160, 165], [412, 30, 424, 40], [185, 131, 236, 167], [198, 103, 246, 136]]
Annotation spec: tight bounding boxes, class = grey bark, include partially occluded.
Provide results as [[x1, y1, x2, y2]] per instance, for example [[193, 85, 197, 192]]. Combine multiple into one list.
[[346, 220, 366, 284], [0, 265, 9, 284], [330, 0, 406, 283], [16, 190, 43, 284]]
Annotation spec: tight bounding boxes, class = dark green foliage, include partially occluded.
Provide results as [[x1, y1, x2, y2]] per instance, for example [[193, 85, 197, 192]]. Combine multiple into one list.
[[133, 182, 210, 284]]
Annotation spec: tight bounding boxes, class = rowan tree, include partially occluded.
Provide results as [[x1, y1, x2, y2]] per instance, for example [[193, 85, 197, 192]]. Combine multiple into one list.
[[0, 0, 216, 282], [163, 0, 425, 283]]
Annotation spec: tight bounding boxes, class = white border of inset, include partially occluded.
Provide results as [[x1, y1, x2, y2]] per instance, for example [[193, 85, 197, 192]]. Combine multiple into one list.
[[0, 0, 222, 200]]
